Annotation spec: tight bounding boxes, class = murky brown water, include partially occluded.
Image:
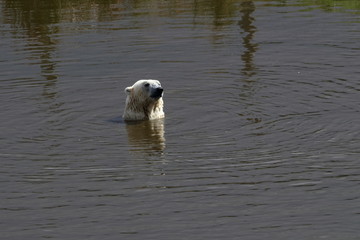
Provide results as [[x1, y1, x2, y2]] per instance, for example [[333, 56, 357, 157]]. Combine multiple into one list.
[[1, 0, 360, 239]]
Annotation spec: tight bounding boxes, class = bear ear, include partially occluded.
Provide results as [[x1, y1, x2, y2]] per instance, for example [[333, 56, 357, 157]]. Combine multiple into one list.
[[125, 87, 133, 95]]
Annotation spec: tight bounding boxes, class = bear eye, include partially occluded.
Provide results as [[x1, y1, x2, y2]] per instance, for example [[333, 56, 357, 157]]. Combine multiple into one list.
[[144, 83, 150, 87]]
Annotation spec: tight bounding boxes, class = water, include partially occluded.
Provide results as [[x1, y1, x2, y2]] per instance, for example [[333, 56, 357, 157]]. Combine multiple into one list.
[[1, 0, 360, 239]]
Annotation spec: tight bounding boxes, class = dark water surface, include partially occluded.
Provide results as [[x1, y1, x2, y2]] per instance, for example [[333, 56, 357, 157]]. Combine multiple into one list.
[[1, 0, 360, 239]]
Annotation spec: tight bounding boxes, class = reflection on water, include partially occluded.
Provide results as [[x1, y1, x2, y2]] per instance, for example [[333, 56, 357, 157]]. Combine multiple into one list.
[[3, 0, 60, 99], [239, 0, 257, 77], [125, 119, 165, 154]]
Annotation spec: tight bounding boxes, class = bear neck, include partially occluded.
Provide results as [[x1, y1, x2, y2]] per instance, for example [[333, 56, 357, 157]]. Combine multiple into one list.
[[124, 96, 163, 121]]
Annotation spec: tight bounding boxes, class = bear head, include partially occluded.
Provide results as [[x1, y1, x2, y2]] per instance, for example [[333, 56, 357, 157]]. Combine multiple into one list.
[[125, 79, 163, 101], [123, 79, 164, 121]]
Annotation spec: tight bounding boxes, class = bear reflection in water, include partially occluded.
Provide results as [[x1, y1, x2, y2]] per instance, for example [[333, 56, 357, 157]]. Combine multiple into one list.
[[125, 118, 165, 154]]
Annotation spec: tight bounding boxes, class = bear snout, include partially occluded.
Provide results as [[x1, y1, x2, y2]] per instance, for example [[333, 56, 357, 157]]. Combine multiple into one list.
[[151, 87, 163, 99]]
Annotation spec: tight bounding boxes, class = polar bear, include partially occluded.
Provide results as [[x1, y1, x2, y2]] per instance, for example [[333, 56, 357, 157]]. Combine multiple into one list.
[[123, 79, 164, 121]]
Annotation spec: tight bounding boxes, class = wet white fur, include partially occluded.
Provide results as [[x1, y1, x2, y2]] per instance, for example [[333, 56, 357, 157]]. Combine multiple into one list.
[[123, 79, 164, 121]]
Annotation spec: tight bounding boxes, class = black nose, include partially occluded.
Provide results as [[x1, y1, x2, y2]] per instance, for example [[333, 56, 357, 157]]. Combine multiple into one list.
[[156, 87, 163, 94], [151, 87, 163, 98]]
